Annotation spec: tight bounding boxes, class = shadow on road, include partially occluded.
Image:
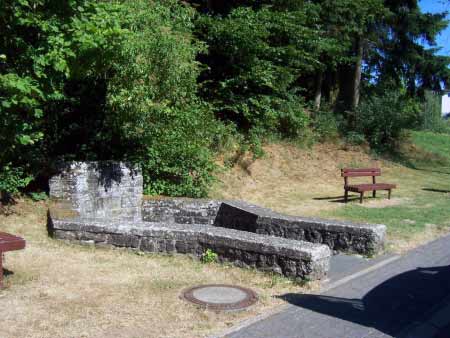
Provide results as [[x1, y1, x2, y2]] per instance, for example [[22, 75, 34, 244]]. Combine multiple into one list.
[[280, 265, 450, 336]]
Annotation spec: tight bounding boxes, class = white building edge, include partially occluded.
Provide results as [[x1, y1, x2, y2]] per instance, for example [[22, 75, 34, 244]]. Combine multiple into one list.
[[442, 91, 450, 117]]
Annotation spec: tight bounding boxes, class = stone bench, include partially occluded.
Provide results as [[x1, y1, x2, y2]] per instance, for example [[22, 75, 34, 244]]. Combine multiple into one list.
[[48, 213, 331, 281], [213, 201, 386, 255]]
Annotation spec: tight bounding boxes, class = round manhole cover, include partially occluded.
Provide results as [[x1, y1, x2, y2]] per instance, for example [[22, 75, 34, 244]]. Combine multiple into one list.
[[181, 284, 258, 311]]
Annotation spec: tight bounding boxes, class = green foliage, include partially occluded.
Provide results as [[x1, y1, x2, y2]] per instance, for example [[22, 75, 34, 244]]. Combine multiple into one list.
[[419, 91, 450, 133], [367, 2, 450, 95], [0, 165, 32, 196], [1, 0, 126, 193], [28, 191, 48, 202], [196, 5, 315, 138], [354, 92, 422, 150], [0, 73, 44, 165], [311, 110, 341, 142], [106, 0, 217, 197], [201, 248, 218, 264], [411, 131, 450, 166], [344, 132, 366, 146]]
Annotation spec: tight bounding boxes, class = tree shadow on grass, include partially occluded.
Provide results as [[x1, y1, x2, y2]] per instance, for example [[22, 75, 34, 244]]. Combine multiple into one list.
[[313, 196, 362, 203], [279, 265, 450, 336], [422, 188, 450, 194]]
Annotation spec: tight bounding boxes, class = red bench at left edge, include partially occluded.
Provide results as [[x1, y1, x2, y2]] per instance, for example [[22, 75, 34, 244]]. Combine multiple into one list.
[[0, 232, 26, 288]]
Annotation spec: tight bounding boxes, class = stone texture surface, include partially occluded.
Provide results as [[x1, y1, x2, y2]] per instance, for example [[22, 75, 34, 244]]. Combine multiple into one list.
[[49, 162, 142, 221], [48, 214, 331, 280], [214, 201, 386, 255], [142, 198, 221, 225], [47, 161, 388, 280]]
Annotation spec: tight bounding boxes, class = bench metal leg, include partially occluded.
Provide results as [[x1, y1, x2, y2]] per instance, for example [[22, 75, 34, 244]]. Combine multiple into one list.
[[388, 189, 391, 199], [360, 192, 364, 204], [344, 190, 348, 203], [0, 252, 3, 289], [373, 190, 376, 198]]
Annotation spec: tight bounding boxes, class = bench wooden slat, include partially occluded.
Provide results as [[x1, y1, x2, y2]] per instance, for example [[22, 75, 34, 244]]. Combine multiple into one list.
[[342, 168, 381, 173], [341, 168, 396, 203], [341, 168, 381, 177], [342, 172, 381, 177], [347, 183, 396, 192]]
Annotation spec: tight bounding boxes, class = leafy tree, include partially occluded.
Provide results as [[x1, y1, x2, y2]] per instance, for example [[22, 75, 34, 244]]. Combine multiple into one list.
[[106, 0, 217, 197], [366, 0, 450, 96], [0, 0, 125, 196], [195, 3, 326, 138]]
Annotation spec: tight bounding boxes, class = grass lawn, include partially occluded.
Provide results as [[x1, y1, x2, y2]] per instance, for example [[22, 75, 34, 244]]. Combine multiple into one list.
[[410, 130, 450, 165]]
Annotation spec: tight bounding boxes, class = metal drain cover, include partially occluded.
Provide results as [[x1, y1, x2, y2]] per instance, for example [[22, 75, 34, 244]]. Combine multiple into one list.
[[181, 284, 258, 311]]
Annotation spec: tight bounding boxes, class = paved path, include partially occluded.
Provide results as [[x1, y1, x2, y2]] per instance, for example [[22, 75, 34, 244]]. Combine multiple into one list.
[[222, 234, 450, 338]]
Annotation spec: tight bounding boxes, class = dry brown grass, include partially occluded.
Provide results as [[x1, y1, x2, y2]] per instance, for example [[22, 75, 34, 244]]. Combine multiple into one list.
[[0, 200, 315, 338], [210, 142, 393, 216]]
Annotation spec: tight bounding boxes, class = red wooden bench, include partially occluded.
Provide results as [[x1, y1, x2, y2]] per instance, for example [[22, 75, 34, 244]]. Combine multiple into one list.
[[0, 232, 26, 288], [341, 168, 396, 203]]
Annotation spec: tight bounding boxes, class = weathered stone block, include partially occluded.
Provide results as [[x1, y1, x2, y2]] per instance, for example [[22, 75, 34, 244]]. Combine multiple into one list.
[[49, 161, 142, 221], [141, 198, 221, 225], [214, 201, 386, 255]]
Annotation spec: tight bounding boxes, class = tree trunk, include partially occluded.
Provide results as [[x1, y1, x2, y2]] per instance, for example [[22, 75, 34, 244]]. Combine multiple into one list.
[[314, 71, 323, 110], [352, 35, 363, 110]]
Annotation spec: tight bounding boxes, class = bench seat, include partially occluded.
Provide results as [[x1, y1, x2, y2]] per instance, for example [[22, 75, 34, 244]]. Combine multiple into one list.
[[0, 232, 26, 288], [346, 183, 396, 193], [341, 168, 396, 203]]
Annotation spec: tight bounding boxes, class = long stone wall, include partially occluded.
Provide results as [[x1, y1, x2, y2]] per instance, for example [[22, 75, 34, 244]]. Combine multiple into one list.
[[214, 201, 386, 255], [49, 215, 331, 280]]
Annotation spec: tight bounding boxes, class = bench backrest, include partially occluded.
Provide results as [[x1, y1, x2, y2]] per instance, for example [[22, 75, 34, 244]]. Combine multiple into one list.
[[341, 168, 381, 177], [341, 168, 381, 186]]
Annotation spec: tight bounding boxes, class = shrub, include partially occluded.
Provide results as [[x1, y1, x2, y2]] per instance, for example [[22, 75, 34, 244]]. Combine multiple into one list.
[[201, 249, 218, 263], [354, 92, 421, 150], [0, 166, 32, 201], [28, 191, 48, 202], [106, 0, 217, 197], [312, 109, 341, 142], [419, 90, 450, 133]]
